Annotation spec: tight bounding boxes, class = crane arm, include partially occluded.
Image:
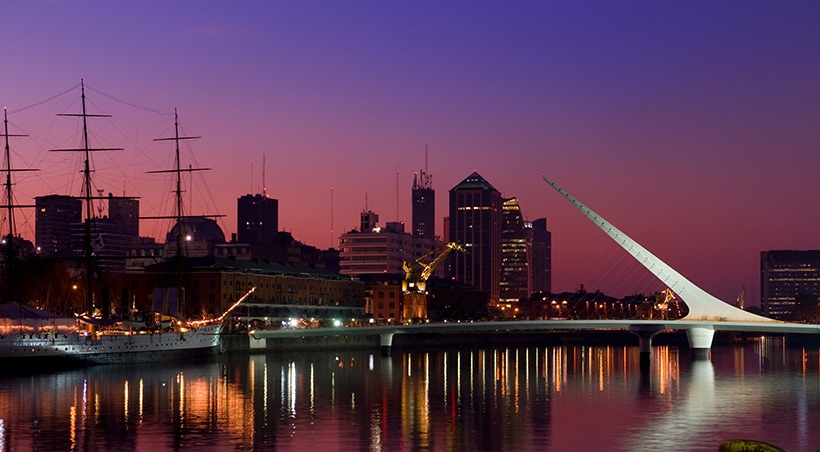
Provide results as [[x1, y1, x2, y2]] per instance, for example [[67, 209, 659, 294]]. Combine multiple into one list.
[[419, 242, 466, 281]]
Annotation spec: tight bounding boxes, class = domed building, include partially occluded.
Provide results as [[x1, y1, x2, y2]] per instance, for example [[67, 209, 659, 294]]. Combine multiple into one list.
[[163, 217, 226, 258]]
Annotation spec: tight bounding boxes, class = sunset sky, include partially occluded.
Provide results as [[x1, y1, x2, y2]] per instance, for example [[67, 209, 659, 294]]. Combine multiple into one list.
[[3, 1, 820, 306]]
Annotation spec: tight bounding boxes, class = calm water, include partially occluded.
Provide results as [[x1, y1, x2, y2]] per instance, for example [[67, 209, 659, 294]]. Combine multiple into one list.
[[0, 337, 818, 451]]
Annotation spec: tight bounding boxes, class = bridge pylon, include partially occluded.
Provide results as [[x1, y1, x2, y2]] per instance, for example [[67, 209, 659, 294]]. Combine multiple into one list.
[[628, 324, 665, 371], [542, 175, 777, 324], [686, 326, 715, 360], [380, 332, 395, 356]]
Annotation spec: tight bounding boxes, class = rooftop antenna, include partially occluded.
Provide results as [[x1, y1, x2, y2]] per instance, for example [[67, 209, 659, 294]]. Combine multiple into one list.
[[425, 145, 432, 188], [395, 166, 399, 221], [425, 144, 428, 180], [188, 164, 193, 217], [262, 153, 267, 197], [413, 145, 433, 190], [330, 186, 334, 249]]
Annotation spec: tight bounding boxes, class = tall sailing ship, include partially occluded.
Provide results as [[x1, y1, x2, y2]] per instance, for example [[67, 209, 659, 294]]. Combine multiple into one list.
[[0, 81, 249, 366]]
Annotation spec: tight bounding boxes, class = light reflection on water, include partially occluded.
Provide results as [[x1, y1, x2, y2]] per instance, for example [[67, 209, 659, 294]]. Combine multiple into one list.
[[0, 338, 818, 451]]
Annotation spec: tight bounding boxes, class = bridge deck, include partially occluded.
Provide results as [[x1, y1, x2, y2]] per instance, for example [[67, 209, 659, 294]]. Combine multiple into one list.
[[249, 319, 820, 340]]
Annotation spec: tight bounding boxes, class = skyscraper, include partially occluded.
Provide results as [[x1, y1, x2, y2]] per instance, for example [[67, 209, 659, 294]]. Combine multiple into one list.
[[761, 250, 820, 320], [412, 168, 435, 240], [531, 218, 552, 294], [35, 195, 82, 258], [108, 193, 139, 237], [449, 172, 501, 305], [500, 197, 530, 307], [237, 194, 278, 257]]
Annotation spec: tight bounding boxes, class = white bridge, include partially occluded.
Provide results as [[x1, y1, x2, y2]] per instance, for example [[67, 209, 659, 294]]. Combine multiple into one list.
[[248, 176, 820, 363]]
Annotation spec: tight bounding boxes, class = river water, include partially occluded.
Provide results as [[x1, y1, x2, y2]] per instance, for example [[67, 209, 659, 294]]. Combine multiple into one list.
[[0, 337, 817, 451]]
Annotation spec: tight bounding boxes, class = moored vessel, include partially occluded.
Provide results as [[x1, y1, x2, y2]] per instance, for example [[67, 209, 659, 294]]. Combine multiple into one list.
[[0, 287, 254, 367], [0, 81, 249, 369]]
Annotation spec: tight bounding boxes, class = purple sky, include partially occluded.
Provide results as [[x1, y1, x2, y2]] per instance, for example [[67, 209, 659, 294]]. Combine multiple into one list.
[[3, 1, 820, 306]]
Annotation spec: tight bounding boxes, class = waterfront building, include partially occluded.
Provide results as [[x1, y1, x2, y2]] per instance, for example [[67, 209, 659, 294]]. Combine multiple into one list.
[[113, 256, 364, 320], [35, 195, 82, 258], [125, 237, 164, 272], [500, 197, 530, 313], [356, 273, 487, 323], [359, 274, 404, 322], [531, 218, 552, 294], [448, 172, 502, 306], [761, 250, 820, 320]]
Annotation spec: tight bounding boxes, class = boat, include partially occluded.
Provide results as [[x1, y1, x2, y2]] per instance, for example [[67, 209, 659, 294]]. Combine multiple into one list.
[[0, 81, 246, 367], [0, 287, 253, 366]]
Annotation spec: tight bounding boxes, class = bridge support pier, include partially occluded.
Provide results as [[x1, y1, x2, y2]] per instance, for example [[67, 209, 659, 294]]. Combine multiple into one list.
[[629, 324, 665, 371], [686, 326, 714, 360], [380, 332, 395, 356], [248, 334, 266, 350]]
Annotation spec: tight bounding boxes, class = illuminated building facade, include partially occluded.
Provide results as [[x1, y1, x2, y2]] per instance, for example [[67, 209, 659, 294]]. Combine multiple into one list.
[[339, 212, 414, 276], [761, 250, 820, 320], [448, 172, 501, 305], [367, 277, 403, 322], [500, 197, 530, 311]]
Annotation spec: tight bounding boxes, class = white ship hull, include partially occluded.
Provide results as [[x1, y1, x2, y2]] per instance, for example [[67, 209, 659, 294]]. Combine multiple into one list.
[[0, 323, 223, 366]]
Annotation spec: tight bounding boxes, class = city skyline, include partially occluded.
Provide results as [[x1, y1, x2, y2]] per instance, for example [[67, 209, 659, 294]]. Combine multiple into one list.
[[3, 1, 820, 305]]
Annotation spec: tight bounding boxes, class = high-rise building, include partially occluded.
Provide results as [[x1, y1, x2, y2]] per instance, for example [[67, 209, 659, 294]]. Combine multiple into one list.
[[108, 193, 139, 237], [531, 218, 552, 294], [339, 214, 414, 275], [412, 168, 435, 239], [237, 194, 279, 257], [71, 217, 136, 274], [35, 195, 82, 258], [448, 172, 502, 305], [500, 197, 530, 308], [761, 250, 820, 320]]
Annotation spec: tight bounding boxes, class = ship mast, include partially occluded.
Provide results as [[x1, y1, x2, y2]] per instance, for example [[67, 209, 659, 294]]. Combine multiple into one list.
[[1, 107, 37, 301], [145, 109, 220, 317], [50, 79, 124, 313]]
